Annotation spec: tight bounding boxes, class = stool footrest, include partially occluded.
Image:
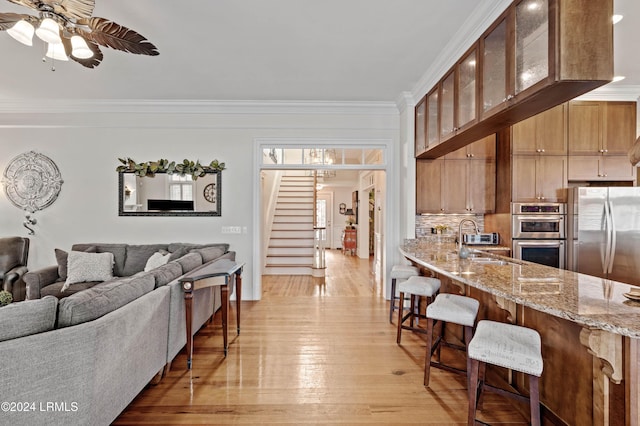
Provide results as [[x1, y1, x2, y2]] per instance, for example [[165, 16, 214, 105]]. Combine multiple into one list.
[[480, 383, 531, 405], [429, 361, 467, 378]]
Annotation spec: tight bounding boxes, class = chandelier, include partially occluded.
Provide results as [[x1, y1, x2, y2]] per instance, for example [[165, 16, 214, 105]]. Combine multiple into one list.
[[0, 0, 158, 70]]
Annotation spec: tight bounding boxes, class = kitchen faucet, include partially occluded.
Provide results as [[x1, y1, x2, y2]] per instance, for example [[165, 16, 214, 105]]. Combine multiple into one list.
[[458, 218, 479, 252]]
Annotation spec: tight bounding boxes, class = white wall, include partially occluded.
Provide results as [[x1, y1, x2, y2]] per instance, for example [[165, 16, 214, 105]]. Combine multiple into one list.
[[0, 101, 399, 300]]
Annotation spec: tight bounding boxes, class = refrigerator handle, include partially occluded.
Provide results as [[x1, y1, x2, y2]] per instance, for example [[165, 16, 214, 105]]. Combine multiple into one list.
[[608, 200, 617, 274], [601, 201, 611, 274]]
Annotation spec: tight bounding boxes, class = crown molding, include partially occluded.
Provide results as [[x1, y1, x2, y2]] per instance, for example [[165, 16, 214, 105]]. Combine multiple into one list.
[[574, 85, 640, 102], [411, 0, 512, 101], [0, 99, 400, 116], [395, 91, 415, 114]]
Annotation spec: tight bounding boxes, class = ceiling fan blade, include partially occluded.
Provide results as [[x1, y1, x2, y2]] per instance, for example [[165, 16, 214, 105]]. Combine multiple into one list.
[[0, 12, 36, 30], [79, 17, 159, 56], [40, 0, 95, 20]]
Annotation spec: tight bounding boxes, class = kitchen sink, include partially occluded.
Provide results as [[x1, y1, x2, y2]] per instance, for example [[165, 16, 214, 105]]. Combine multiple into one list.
[[470, 257, 509, 265]]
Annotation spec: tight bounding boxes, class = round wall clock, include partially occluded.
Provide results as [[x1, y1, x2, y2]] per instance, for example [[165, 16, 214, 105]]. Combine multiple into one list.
[[203, 183, 216, 203]]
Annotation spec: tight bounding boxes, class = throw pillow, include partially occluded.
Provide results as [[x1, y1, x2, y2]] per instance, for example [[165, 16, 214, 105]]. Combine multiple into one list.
[[55, 246, 96, 280], [144, 251, 171, 272], [62, 251, 114, 293]]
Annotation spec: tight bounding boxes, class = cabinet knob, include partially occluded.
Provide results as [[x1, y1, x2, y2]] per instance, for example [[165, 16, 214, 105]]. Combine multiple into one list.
[[470, 154, 474, 158], [603, 174, 607, 177], [604, 149, 608, 153], [506, 94, 514, 101], [541, 149, 545, 153]]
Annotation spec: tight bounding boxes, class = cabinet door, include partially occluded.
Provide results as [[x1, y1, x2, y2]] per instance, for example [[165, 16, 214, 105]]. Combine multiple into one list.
[[604, 102, 636, 154], [512, 156, 538, 202], [416, 159, 443, 213], [512, 113, 538, 154], [440, 71, 456, 140], [537, 156, 567, 202], [537, 104, 567, 155], [468, 160, 496, 213], [467, 134, 496, 159], [514, 0, 549, 95], [568, 156, 599, 181], [481, 18, 508, 118], [600, 156, 637, 181], [426, 89, 439, 147], [457, 48, 478, 130], [568, 101, 602, 154], [442, 160, 468, 212], [415, 97, 427, 155]]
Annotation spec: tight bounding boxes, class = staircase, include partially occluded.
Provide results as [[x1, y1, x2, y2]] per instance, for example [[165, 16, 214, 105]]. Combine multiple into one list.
[[264, 174, 315, 275]]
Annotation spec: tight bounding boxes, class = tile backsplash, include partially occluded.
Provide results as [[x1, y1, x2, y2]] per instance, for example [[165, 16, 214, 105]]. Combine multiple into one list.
[[415, 214, 485, 238]]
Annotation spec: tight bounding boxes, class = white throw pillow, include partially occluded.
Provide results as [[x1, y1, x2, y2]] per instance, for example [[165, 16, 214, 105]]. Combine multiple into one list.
[[144, 251, 171, 272], [61, 251, 115, 292]]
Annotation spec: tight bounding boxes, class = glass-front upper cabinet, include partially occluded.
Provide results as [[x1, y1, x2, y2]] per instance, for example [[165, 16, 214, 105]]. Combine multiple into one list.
[[426, 88, 439, 147], [457, 48, 478, 129], [482, 18, 508, 115], [414, 96, 426, 155], [479, 0, 551, 120], [515, 0, 549, 94], [440, 71, 455, 139]]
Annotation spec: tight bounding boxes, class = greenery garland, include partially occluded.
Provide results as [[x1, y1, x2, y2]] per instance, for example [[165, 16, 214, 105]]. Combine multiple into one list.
[[116, 158, 225, 180]]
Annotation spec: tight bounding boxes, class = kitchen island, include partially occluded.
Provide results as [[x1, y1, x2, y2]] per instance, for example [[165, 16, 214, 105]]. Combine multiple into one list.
[[400, 238, 640, 426]]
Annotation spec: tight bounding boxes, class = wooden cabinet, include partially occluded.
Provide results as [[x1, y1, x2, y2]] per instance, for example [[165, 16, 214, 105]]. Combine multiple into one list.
[[512, 155, 567, 202], [416, 159, 443, 213], [568, 101, 637, 181], [445, 134, 496, 160], [417, 0, 613, 159], [567, 156, 636, 181], [512, 104, 567, 155], [417, 137, 496, 214], [342, 229, 357, 255]]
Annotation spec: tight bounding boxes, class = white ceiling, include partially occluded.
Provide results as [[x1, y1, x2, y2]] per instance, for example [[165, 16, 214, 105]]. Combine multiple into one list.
[[0, 0, 638, 104]]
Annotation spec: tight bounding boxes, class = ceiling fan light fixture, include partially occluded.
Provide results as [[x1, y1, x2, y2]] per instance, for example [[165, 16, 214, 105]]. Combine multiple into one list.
[[35, 18, 62, 45], [45, 42, 69, 61], [71, 35, 93, 59], [7, 20, 35, 46]]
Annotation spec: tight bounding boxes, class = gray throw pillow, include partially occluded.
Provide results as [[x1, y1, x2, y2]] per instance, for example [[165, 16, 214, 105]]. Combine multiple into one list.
[[61, 251, 114, 293], [55, 246, 97, 280], [190, 246, 225, 263]]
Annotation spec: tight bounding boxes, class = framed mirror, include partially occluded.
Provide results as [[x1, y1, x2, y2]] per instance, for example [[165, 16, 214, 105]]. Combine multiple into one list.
[[118, 171, 221, 216]]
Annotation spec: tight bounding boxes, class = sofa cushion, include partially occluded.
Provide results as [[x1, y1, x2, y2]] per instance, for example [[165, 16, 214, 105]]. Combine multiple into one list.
[[72, 244, 128, 276], [61, 251, 114, 293], [189, 246, 226, 263], [172, 252, 203, 274], [144, 251, 171, 272], [168, 242, 229, 254], [146, 262, 183, 288], [168, 246, 188, 261], [41, 280, 102, 299], [123, 244, 169, 276], [55, 246, 96, 280], [0, 296, 58, 342], [57, 274, 155, 328]]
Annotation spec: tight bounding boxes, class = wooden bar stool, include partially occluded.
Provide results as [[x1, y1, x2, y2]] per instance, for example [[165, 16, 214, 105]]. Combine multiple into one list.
[[389, 264, 420, 323], [467, 320, 544, 426], [424, 293, 479, 387], [396, 276, 441, 344]]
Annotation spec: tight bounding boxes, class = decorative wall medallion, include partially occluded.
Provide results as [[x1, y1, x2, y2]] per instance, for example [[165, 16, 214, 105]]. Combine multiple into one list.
[[2, 151, 64, 213]]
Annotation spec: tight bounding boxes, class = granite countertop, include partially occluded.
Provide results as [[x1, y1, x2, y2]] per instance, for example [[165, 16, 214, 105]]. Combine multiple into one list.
[[400, 239, 640, 338]]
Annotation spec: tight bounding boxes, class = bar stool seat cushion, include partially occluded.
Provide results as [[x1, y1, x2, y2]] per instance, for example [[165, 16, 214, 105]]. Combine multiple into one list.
[[468, 320, 543, 377], [398, 276, 440, 298], [390, 265, 420, 279], [426, 293, 479, 327]]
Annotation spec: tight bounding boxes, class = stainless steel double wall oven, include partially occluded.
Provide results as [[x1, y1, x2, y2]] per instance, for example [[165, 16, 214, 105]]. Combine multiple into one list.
[[512, 202, 566, 269]]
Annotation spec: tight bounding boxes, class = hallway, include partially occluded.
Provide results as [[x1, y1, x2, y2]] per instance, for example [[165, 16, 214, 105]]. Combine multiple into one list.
[[114, 250, 526, 424]]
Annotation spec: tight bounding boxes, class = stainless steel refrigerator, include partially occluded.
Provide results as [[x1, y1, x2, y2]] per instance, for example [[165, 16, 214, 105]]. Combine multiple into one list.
[[568, 187, 640, 286]]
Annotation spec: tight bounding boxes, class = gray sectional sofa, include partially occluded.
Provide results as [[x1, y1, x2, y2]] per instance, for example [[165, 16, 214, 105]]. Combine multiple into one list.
[[0, 242, 235, 426]]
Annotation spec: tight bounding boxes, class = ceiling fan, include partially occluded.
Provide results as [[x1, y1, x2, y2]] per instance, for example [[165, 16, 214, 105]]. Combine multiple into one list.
[[0, 0, 158, 69]]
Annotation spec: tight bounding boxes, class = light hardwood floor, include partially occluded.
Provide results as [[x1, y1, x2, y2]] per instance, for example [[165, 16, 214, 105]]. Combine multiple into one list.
[[114, 250, 527, 425]]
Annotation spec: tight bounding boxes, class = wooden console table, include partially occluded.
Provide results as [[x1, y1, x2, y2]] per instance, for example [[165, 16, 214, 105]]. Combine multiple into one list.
[[179, 259, 244, 369]]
